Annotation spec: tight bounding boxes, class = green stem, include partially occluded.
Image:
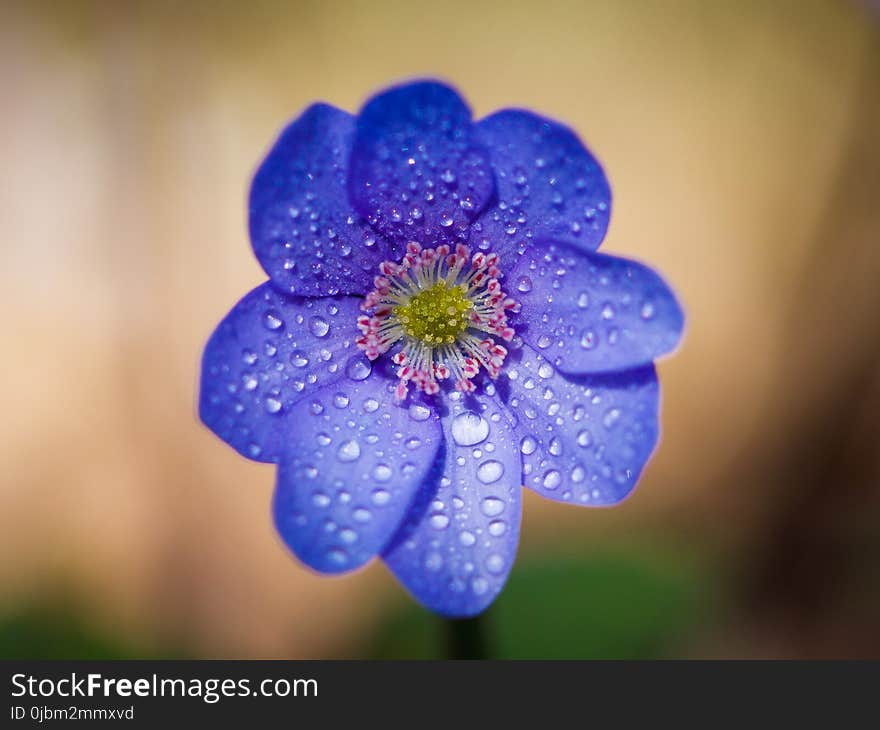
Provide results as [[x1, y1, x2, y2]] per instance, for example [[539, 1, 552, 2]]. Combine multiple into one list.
[[445, 613, 490, 659]]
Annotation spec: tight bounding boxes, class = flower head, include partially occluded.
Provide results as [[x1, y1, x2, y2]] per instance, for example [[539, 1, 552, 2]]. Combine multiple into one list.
[[200, 80, 683, 617]]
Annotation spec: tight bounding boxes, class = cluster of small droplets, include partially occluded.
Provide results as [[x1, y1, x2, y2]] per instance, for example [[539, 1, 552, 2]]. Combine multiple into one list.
[[356, 242, 517, 399]]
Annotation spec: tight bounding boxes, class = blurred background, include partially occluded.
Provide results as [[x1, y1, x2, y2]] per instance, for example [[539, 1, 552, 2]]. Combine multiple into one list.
[[1, 0, 878, 659]]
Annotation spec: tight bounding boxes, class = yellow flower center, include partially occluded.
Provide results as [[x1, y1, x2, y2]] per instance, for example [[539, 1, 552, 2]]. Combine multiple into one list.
[[356, 242, 515, 398], [395, 281, 473, 345]]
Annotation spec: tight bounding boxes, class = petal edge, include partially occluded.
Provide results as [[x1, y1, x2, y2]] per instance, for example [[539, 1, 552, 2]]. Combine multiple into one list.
[[473, 108, 611, 257], [249, 103, 386, 297], [383, 392, 522, 617], [510, 239, 683, 374], [349, 80, 495, 249], [274, 380, 443, 574]]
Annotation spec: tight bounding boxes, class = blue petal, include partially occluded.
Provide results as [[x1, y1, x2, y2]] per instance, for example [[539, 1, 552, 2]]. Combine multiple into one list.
[[383, 392, 522, 617], [249, 103, 387, 297], [509, 240, 683, 374], [499, 342, 659, 505], [199, 283, 363, 463], [273, 382, 443, 574], [349, 81, 495, 249], [473, 109, 611, 258]]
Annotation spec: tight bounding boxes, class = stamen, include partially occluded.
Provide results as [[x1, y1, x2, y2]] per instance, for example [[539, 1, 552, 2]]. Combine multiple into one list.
[[356, 242, 517, 399]]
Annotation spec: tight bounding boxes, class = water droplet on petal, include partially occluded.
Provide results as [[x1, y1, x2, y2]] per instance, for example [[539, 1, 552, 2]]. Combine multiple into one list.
[[488, 519, 507, 537], [543, 470, 562, 490], [516, 276, 533, 293], [603, 408, 622, 429], [309, 316, 330, 337], [263, 310, 283, 330], [341, 353, 370, 382], [476, 460, 504, 484], [579, 329, 597, 349], [480, 497, 505, 517], [485, 554, 505, 574], [326, 548, 347, 566], [451, 411, 490, 446], [290, 351, 309, 368], [408, 403, 431, 422], [337, 439, 361, 462]]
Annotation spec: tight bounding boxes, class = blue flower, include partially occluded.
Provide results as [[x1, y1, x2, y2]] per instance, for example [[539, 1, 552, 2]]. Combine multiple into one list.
[[200, 80, 683, 617]]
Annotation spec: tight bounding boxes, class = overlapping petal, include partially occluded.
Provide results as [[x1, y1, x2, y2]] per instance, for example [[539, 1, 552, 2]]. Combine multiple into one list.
[[473, 109, 611, 259], [273, 384, 442, 574], [249, 103, 387, 297], [499, 342, 659, 506], [509, 240, 683, 374], [383, 393, 522, 617], [348, 81, 494, 249], [199, 283, 362, 463]]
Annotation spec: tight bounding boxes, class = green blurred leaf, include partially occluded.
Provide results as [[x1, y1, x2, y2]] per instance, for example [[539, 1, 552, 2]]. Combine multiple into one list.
[[0, 603, 179, 659], [368, 543, 715, 659]]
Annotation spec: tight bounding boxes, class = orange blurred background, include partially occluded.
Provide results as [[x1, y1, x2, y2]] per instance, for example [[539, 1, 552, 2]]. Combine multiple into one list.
[[1, 0, 878, 658]]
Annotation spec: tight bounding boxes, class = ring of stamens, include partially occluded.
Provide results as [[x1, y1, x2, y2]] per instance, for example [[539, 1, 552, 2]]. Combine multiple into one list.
[[356, 242, 518, 400]]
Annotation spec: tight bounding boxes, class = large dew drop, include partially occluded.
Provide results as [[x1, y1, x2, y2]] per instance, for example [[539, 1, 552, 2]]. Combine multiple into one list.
[[345, 355, 372, 381], [336, 439, 361, 462], [542, 470, 562, 490], [451, 411, 489, 446], [476, 460, 504, 484], [408, 404, 431, 422], [308, 315, 330, 337], [263, 310, 284, 330], [371, 488, 391, 506], [480, 498, 505, 519]]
